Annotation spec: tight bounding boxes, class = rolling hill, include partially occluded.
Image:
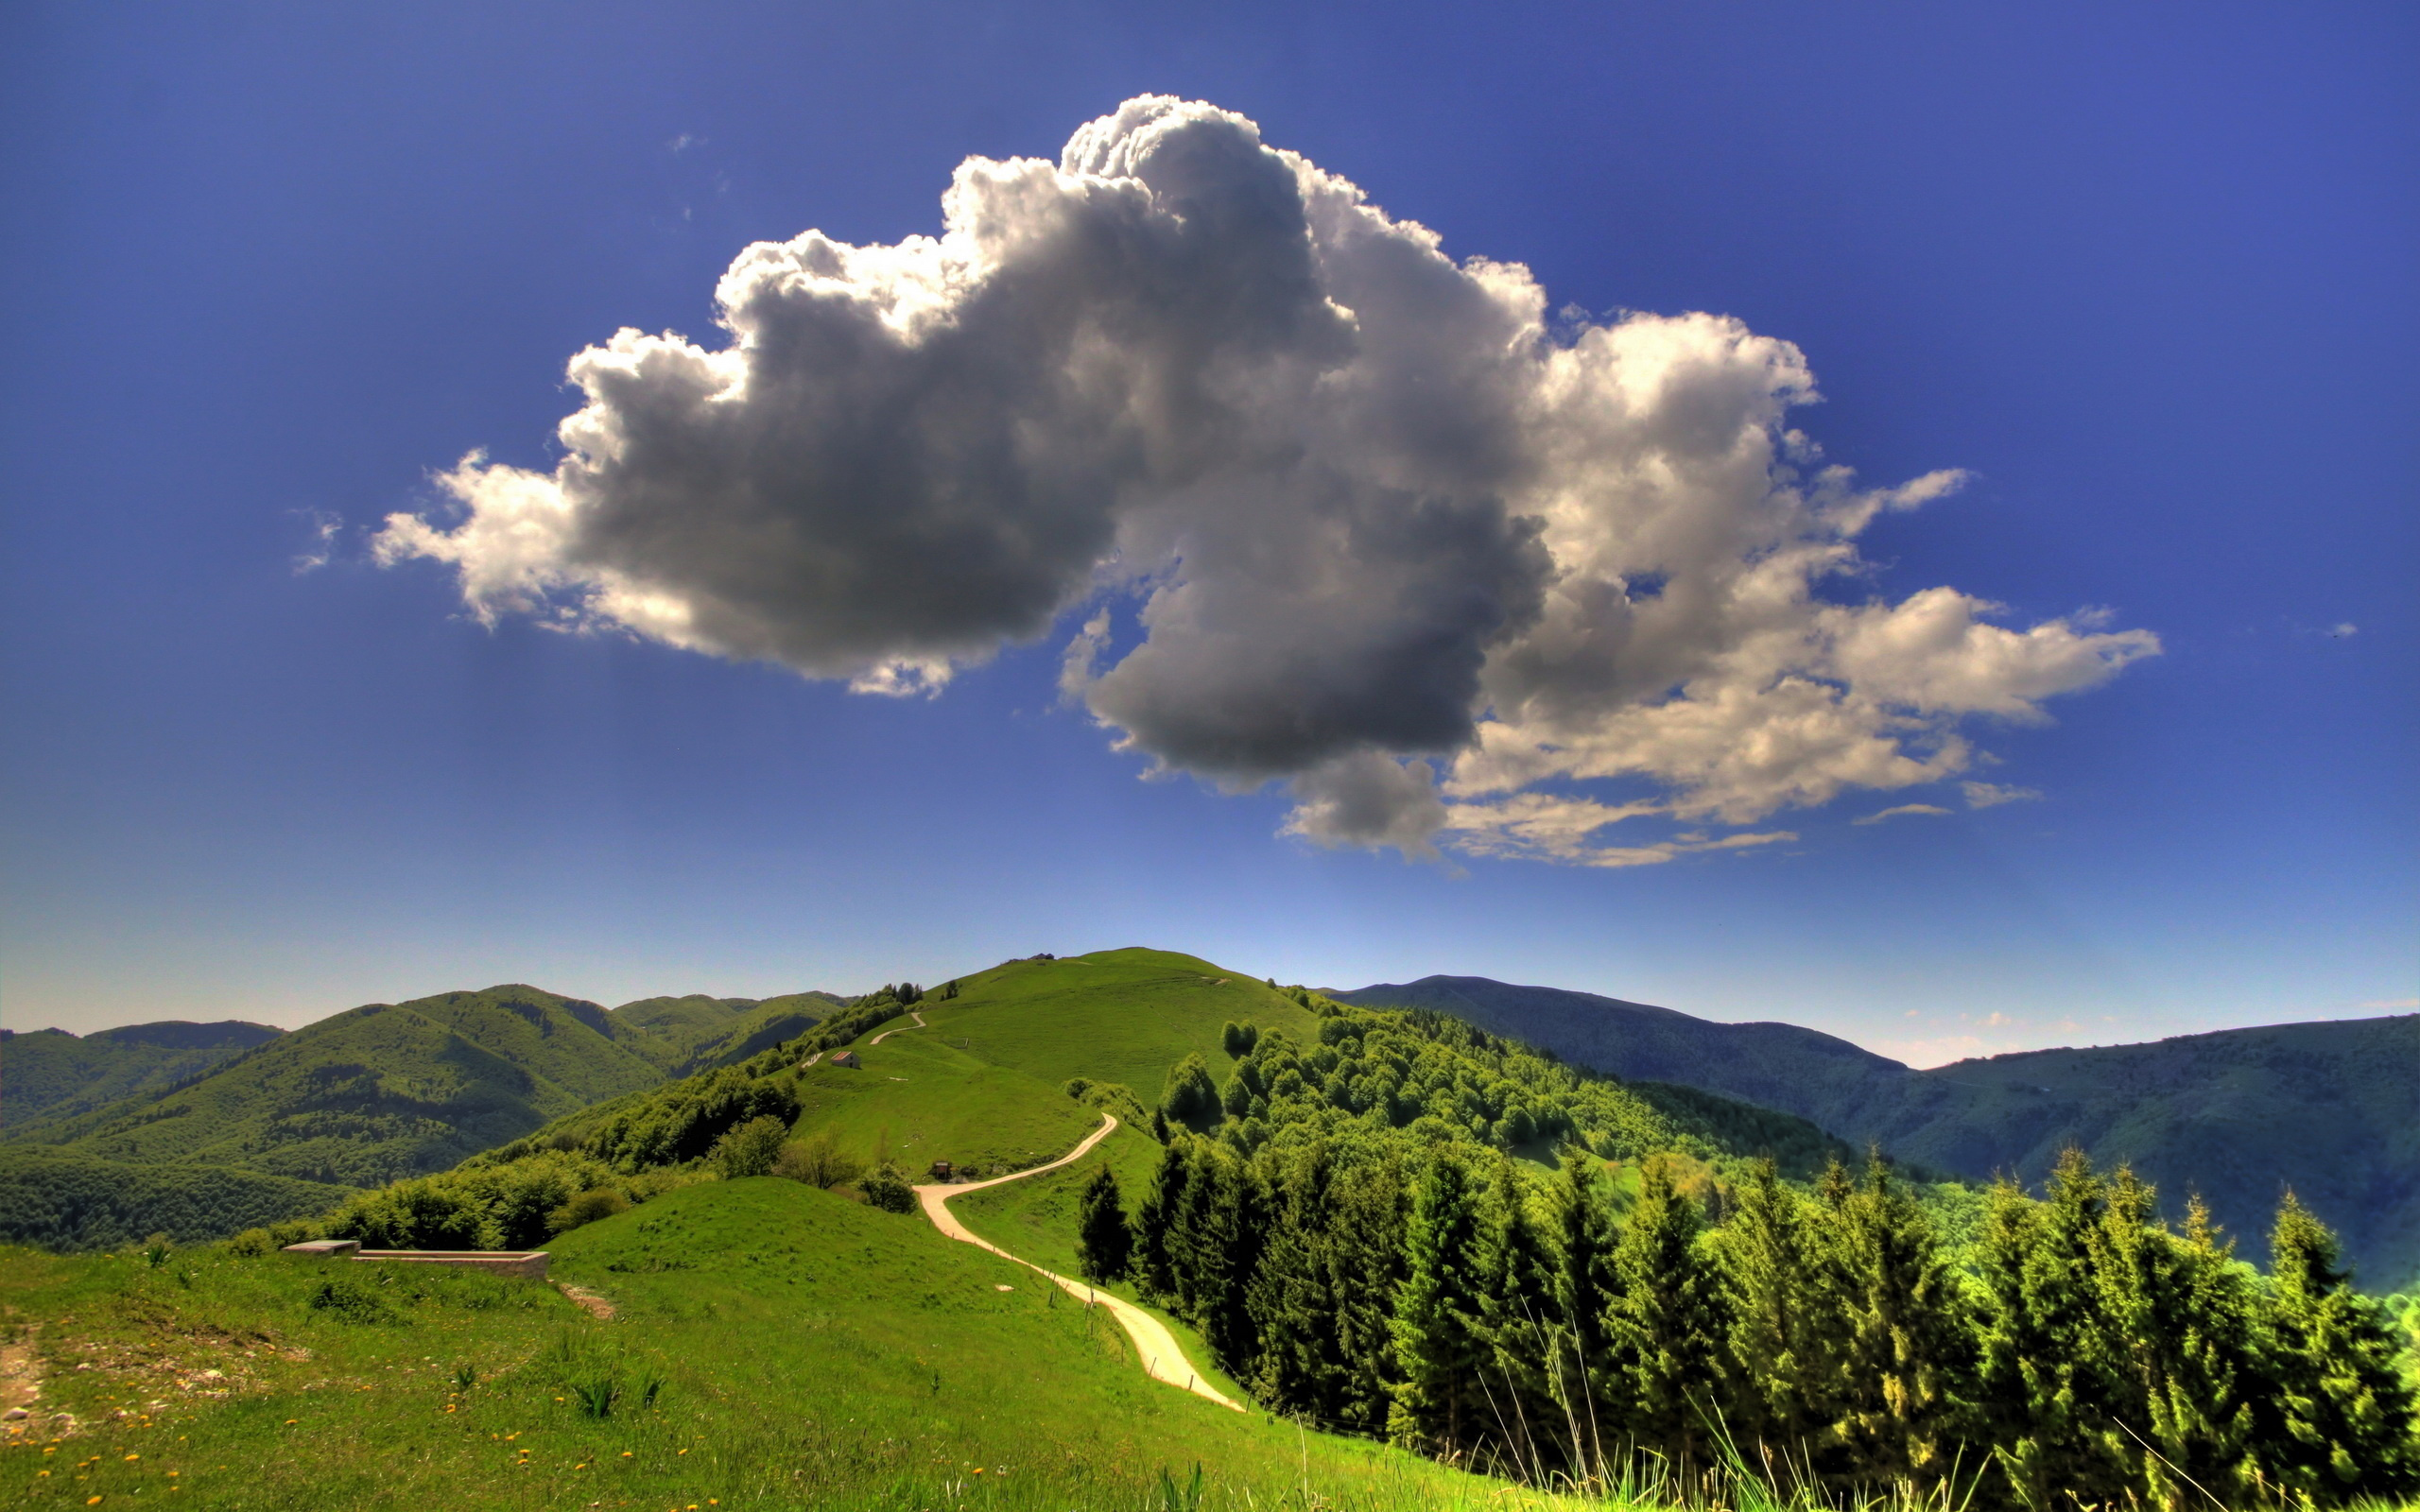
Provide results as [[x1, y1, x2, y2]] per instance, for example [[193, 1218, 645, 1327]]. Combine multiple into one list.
[[1336, 975, 2420, 1289], [9, 985, 669, 1187], [1, 1020, 285, 1133]]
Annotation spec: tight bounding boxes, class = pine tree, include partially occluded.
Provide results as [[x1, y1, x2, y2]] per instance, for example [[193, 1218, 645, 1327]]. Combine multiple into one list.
[[1132, 1135, 1192, 1300], [2259, 1192, 2420, 1504], [1246, 1141, 1341, 1417], [1330, 1153, 1409, 1435], [1821, 1156, 1972, 1489], [1548, 1147, 1622, 1475], [1075, 1164, 1132, 1283], [1974, 1151, 2130, 1511], [2121, 1192, 2263, 1509], [1390, 1148, 1495, 1459], [1605, 1157, 1729, 1472], [1473, 1153, 1565, 1475], [1718, 1158, 1838, 1469]]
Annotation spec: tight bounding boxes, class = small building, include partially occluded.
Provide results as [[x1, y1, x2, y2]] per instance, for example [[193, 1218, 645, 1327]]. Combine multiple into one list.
[[829, 1050, 862, 1069], [929, 1160, 954, 1181]]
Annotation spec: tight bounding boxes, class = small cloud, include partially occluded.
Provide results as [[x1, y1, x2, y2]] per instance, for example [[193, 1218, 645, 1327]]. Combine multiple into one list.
[[1962, 781, 2041, 809], [2359, 997, 2417, 1011], [1903, 1009, 1919, 1018], [668, 133, 705, 154], [293, 510, 341, 574], [2329, 622, 2358, 639], [1854, 803, 1952, 826]]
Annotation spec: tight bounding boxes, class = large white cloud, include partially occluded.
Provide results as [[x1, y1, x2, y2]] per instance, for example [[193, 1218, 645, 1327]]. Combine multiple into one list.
[[378, 95, 2158, 862]]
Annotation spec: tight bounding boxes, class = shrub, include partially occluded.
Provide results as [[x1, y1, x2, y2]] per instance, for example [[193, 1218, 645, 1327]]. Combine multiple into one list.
[[773, 1128, 865, 1190], [1159, 1053, 1220, 1125], [711, 1116, 792, 1179], [860, 1163, 916, 1214], [546, 1187, 631, 1235], [224, 1228, 275, 1258]]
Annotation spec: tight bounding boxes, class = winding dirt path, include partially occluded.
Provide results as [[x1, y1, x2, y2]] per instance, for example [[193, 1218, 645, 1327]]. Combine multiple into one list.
[[914, 1116, 1242, 1412], [867, 1009, 927, 1046]]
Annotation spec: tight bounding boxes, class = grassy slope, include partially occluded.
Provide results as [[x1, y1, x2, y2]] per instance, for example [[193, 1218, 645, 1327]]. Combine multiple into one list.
[[0, 1180, 1546, 1512], [919, 948, 1325, 1097], [16, 988, 666, 1187], [786, 1030, 1100, 1176], [1, 1023, 283, 1135], [604, 994, 752, 1069]]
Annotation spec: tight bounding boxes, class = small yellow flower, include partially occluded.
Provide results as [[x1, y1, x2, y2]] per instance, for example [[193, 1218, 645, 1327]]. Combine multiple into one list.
[[125, 1453, 140, 1461], [621, 1451, 633, 1457]]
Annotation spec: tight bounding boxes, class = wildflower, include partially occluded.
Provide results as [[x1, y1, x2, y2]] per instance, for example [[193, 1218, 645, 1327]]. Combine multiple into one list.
[[622, 1451, 633, 1457], [126, 1453, 140, 1461]]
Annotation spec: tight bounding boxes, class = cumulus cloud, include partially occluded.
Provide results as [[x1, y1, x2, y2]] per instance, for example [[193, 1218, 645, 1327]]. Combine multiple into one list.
[[1854, 803, 1952, 826], [377, 96, 2158, 863]]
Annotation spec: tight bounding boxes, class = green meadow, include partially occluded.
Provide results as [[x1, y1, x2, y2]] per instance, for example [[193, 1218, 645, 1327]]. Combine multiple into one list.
[[0, 1180, 1554, 1512]]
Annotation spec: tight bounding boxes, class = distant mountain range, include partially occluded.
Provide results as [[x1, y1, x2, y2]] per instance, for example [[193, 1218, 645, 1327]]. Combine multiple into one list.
[[0, 983, 848, 1246], [1333, 975, 2420, 1291], [3, 1021, 285, 1130]]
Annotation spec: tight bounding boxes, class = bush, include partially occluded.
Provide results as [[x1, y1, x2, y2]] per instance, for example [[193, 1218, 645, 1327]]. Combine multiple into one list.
[[773, 1128, 865, 1190], [712, 1116, 792, 1179], [860, 1163, 916, 1214], [546, 1187, 631, 1235], [1159, 1053, 1220, 1125]]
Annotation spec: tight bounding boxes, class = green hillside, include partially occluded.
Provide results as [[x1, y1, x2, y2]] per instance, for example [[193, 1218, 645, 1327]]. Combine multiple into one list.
[[0, 1021, 283, 1133], [11, 986, 666, 1188], [1344, 976, 2420, 1290], [0, 1179, 1514, 1511], [602, 993, 753, 1068]]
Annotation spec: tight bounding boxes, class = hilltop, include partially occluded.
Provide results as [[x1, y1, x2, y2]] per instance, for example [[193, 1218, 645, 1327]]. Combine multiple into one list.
[[1, 1021, 285, 1133], [1337, 975, 2420, 1289]]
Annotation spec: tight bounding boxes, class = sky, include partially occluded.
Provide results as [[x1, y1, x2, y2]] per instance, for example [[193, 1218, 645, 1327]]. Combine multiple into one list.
[[3, 1, 2412, 1067]]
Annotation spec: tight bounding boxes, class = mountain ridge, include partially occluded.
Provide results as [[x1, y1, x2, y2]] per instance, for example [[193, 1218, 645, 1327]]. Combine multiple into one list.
[[1334, 973, 2420, 1289]]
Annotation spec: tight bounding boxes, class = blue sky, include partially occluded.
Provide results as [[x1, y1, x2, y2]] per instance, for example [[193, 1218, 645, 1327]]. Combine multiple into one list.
[[4, 2, 2411, 1065]]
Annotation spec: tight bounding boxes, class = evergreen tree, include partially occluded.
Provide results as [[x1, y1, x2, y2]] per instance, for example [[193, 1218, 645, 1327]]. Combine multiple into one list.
[[1246, 1141, 1341, 1415], [1974, 1151, 2130, 1511], [1718, 1159, 1838, 1467], [1075, 1164, 1132, 1283], [1390, 1149, 1495, 1459], [1821, 1156, 1972, 1489], [1548, 1147, 1622, 1474], [2259, 1192, 2420, 1504], [2114, 1191, 2263, 1510], [1605, 1157, 1729, 1471], [1132, 1135, 1193, 1300], [1330, 1153, 1409, 1435], [1473, 1153, 1565, 1475]]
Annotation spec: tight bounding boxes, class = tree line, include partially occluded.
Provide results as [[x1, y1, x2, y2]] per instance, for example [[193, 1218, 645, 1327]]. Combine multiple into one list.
[[1070, 1015, 2419, 1510]]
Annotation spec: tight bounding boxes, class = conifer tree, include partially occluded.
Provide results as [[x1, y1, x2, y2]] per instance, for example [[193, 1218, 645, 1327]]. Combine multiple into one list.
[[1132, 1135, 1192, 1300], [1075, 1164, 1132, 1283], [1245, 1141, 1341, 1415], [1718, 1159, 1838, 1466], [1605, 1157, 1729, 1471], [1821, 1157, 1972, 1489], [1473, 1153, 1564, 1475], [1548, 1147, 1622, 1473], [2111, 1191, 2262, 1510], [2259, 1192, 2420, 1504], [1330, 1153, 1409, 1435], [1390, 1149, 1495, 1459], [1974, 1151, 2130, 1510]]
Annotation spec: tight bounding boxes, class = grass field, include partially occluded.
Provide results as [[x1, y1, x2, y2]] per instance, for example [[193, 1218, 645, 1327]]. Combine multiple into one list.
[[915, 949, 1326, 1100], [0, 1178, 1563, 1511], [786, 1030, 1100, 1176]]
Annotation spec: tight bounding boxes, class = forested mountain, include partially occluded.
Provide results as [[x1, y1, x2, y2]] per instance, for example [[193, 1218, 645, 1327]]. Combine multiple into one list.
[[7, 986, 668, 1187], [1, 1020, 284, 1132], [1336, 976, 2420, 1289]]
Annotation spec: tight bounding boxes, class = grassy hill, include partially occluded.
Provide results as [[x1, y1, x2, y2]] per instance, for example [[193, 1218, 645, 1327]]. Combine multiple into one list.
[[605, 990, 844, 1074], [8, 986, 666, 1188], [0, 1179, 1530, 1511], [1339, 976, 2420, 1290], [0, 1021, 284, 1133]]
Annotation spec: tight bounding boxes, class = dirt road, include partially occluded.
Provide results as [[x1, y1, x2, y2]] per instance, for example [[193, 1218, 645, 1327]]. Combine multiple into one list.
[[868, 1009, 927, 1045], [914, 1116, 1242, 1412]]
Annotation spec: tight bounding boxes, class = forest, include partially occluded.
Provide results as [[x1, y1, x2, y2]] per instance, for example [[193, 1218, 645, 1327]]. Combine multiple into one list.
[[1090, 1001, 2420, 1510]]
